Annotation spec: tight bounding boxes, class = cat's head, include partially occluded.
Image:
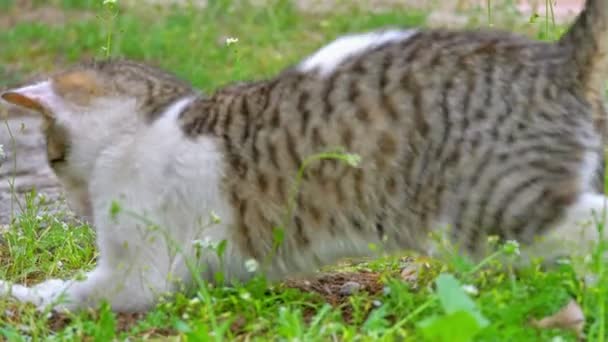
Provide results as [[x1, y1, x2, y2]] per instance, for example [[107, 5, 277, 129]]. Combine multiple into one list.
[[0, 59, 194, 219]]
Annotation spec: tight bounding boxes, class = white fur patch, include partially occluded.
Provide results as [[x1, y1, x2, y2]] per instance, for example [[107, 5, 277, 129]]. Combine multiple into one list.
[[160, 95, 196, 122], [523, 192, 607, 263], [579, 151, 600, 192], [298, 29, 417, 76], [78, 93, 241, 310]]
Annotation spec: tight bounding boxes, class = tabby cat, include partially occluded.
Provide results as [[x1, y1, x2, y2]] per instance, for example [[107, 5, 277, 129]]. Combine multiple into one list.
[[0, 0, 606, 313]]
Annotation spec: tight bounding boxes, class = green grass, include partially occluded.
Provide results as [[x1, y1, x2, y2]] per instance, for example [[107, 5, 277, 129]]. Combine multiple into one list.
[[0, 0, 607, 340]]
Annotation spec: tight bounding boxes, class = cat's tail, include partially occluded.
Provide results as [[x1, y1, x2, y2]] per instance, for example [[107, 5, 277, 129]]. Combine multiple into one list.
[[559, 0, 608, 92]]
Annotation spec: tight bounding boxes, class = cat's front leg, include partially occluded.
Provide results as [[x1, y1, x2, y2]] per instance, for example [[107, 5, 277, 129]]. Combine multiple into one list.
[[0, 278, 73, 311], [0, 264, 169, 312]]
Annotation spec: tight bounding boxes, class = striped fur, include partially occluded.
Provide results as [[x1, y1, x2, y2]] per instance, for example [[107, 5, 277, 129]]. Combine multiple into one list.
[[180, 18, 607, 261]]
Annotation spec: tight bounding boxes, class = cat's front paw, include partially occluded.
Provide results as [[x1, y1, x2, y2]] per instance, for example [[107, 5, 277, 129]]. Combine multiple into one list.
[[0, 279, 73, 312]]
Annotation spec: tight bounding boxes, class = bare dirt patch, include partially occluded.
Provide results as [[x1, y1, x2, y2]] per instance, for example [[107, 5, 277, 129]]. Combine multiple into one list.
[[286, 271, 386, 323]]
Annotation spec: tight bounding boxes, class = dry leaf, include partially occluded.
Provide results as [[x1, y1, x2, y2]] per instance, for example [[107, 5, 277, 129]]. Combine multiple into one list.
[[530, 299, 585, 340]]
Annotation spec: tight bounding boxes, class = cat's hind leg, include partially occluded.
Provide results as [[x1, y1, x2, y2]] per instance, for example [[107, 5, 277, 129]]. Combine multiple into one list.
[[522, 192, 607, 263]]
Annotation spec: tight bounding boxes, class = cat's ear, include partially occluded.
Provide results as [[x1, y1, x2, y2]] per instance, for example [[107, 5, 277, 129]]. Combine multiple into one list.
[[1, 81, 59, 119]]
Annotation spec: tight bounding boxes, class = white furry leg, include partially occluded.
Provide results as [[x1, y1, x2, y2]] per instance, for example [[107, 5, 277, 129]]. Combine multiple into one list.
[[0, 278, 71, 311], [0, 264, 174, 312], [523, 192, 607, 262]]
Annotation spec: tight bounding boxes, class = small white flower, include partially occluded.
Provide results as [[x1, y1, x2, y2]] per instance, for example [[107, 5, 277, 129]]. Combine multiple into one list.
[[61, 222, 69, 230], [210, 211, 221, 224], [189, 297, 201, 305], [225, 37, 239, 46], [57, 261, 63, 269], [103, 0, 117, 4], [462, 284, 479, 296], [37, 193, 47, 202], [245, 258, 259, 273], [192, 237, 216, 249], [502, 240, 520, 256], [35, 215, 43, 221], [343, 153, 361, 167], [487, 235, 499, 245], [584, 254, 593, 264], [372, 300, 382, 307], [239, 291, 251, 300]]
